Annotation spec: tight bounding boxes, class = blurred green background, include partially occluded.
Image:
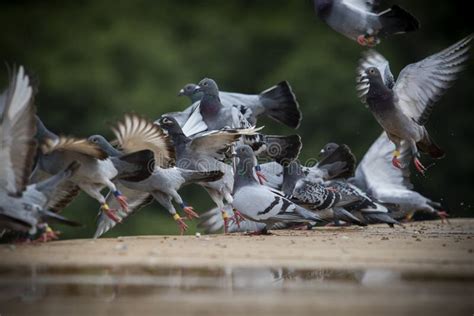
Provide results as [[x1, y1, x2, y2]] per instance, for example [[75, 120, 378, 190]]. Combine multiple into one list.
[[0, 1, 472, 238]]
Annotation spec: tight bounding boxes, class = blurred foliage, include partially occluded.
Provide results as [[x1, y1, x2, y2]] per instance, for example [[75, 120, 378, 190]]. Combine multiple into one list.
[[0, 0, 472, 238]]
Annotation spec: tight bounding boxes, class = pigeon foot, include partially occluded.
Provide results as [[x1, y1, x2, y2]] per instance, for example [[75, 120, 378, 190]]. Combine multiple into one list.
[[413, 157, 427, 175], [437, 210, 450, 224], [101, 204, 122, 223], [113, 191, 129, 211], [221, 210, 230, 234], [230, 210, 246, 228], [182, 206, 199, 220], [173, 214, 188, 235]]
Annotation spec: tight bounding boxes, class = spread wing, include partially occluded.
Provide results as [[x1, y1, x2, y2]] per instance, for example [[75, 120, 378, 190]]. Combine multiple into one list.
[[112, 113, 175, 167], [0, 66, 37, 195], [340, 0, 381, 13], [394, 35, 472, 125], [41, 137, 108, 160], [356, 50, 395, 103], [190, 127, 262, 159]]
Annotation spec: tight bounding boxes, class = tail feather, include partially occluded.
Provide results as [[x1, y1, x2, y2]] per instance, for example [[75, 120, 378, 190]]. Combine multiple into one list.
[[333, 207, 367, 226], [262, 134, 302, 164], [417, 136, 445, 159], [115, 149, 155, 182], [259, 81, 302, 129], [379, 5, 420, 37]]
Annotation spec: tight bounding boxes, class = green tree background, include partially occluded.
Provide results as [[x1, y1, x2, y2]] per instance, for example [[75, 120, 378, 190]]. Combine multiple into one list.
[[0, 1, 472, 238]]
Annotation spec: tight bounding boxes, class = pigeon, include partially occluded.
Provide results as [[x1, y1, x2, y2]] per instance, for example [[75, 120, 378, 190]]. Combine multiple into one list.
[[91, 114, 224, 236], [34, 116, 155, 223], [174, 78, 302, 167], [313, 0, 419, 46], [177, 80, 302, 128], [350, 132, 448, 221], [232, 145, 322, 227], [158, 115, 260, 232], [0, 66, 80, 240], [357, 35, 472, 173]]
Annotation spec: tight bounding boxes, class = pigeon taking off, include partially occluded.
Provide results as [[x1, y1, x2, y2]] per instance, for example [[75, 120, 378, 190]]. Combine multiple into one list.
[[357, 35, 472, 173], [177, 80, 301, 128], [232, 145, 322, 227], [313, 0, 419, 46]]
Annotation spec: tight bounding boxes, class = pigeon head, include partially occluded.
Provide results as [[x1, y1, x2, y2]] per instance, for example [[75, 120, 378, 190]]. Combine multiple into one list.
[[88, 135, 120, 157], [364, 67, 383, 82], [235, 145, 257, 173], [319, 143, 339, 160], [178, 83, 198, 97], [195, 78, 219, 97], [158, 116, 184, 135]]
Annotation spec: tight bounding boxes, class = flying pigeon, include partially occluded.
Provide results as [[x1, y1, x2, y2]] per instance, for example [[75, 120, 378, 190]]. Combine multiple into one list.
[[91, 114, 224, 236], [33, 116, 155, 222], [158, 116, 260, 232], [313, 0, 419, 46], [232, 145, 322, 227], [0, 66, 81, 240], [177, 80, 301, 128], [357, 35, 472, 174], [350, 132, 448, 221]]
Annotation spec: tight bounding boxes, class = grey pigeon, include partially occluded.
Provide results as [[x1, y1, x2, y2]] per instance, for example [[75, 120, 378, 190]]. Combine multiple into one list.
[[177, 80, 301, 128], [350, 132, 447, 221], [357, 35, 472, 174], [158, 116, 259, 232], [232, 145, 322, 227], [34, 116, 154, 222], [313, 0, 419, 46], [91, 114, 224, 236], [175, 78, 303, 166], [0, 66, 80, 239]]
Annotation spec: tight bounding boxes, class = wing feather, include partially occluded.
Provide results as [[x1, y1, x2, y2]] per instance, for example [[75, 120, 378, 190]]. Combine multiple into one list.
[[41, 137, 108, 160]]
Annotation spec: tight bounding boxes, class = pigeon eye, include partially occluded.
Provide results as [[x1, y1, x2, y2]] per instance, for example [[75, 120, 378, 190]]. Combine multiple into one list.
[[203, 82, 208, 86], [369, 69, 375, 74]]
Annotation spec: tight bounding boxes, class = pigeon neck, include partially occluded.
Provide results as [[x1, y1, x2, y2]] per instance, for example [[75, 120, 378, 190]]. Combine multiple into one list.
[[234, 157, 258, 192], [367, 78, 393, 102], [167, 129, 190, 158], [101, 141, 122, 157], [282, 163, 305, 196], [314, 0, 333, 17], [189, 92, 203, 104], [200, 94, 221, 117]]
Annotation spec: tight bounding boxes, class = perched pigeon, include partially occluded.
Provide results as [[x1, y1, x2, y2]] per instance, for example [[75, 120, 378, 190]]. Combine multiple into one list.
[[350, 132, 447, 221], [313, 0, 419, 46], [357, 35, 472, 173], [232, 145, 322, 227], [0, 66, 80, 239], [34, 117, 154, 222], [177, 81, 302, 128], [91, 114, 224, 236], [158, 116, 259, 231]]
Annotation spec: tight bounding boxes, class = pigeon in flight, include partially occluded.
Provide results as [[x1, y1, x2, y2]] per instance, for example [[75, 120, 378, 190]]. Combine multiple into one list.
[[0, 66, 81, 240], [357, 35, 472, 174], [313, 0, 419, 46], [232, 145, 322, 228], [350, 132, 448, 221], [91, 114, 224, 236], [34, 116, 154, 223], [177, 80, 301, 128]]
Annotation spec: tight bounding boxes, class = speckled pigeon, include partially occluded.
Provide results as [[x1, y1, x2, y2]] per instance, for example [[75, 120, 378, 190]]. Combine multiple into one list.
[[313, 0, 419, 46], [357, 35, 472, 174]]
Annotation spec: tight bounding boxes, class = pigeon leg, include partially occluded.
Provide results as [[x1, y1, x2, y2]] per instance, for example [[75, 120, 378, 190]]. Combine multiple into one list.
[[392, 150, 402, 169], [113, 190, 129, 211], [231, 209, 246, 228], [413, 157, 427, 175], [221, 210, 230, 234], [101, 203, 122, 223], [437, 210, 450, 224], [180, 203, 200, 220], [35, 224, 60, 243], [357, 35, 368, 46], [255, 165, 267, 185], [173, 214, 188, 235]]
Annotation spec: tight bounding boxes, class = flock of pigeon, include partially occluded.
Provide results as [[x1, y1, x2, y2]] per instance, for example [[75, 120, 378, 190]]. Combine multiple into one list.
[[0, 0, 472, 242]]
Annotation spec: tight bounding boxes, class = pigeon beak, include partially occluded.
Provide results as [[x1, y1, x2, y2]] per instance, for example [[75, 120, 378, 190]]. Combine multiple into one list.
[[178, 89, 185, 97], [193, 85, 202, 94]]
